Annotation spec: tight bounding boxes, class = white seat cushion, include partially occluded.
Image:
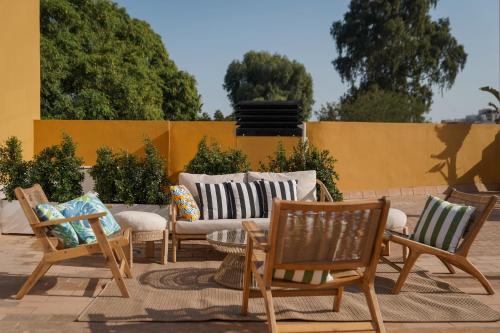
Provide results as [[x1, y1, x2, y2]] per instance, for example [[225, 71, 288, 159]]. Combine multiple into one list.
[[386, 208, 407, 231], [115, 211, 167, 231], [247, 170, 317, 201], [175, 218, 269, 234]]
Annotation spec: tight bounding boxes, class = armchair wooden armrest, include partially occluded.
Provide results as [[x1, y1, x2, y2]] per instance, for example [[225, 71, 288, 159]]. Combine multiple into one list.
[[316, 179, 334, 202], [34, 212, 107, 228], [242, 221, 269, 251]]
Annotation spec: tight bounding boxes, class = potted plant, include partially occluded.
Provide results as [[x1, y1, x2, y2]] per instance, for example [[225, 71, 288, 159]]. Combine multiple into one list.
[[0, 134, 84, 234], [89, 138, 171, 217]]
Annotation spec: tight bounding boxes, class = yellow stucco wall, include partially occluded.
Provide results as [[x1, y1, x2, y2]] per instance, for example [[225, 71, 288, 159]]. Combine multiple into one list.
[[34, 120, 170, 166], [236, 136, 300, 170], [33, 120, 500, 191], [307, 122, 500, 191], [0, 0, 40, 159]]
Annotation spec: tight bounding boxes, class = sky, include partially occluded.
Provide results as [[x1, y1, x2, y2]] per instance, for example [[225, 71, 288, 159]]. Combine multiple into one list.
[[114, 0, 500, 122]]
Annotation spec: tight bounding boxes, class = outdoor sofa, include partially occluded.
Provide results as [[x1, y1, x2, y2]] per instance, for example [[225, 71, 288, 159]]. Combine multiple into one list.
[[169, 171, 407, 263]]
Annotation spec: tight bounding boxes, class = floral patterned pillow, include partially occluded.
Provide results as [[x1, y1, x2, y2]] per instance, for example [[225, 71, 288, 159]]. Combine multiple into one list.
[[35, 204, 79, 248], [171, 185, 200, 222], [56, 192, 121, 244]]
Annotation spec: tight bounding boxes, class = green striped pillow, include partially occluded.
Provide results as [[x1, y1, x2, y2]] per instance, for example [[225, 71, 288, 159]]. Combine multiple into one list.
[[257, 265, 332, 285], [410, 196, 476, 252]]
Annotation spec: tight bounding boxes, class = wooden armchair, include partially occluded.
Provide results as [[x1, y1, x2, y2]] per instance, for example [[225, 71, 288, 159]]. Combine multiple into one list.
[[14, 184, 133, 299], [242, 198, 390, 333], [388, 188, 498, 295]]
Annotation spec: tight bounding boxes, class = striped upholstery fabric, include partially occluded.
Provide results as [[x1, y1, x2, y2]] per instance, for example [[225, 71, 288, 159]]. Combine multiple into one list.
[[226, 181, 264, 219], [260, 179, 298, 217], [410, 195, 476, 252], [256, 264, 359, 285], [195, 183, 232, 220]]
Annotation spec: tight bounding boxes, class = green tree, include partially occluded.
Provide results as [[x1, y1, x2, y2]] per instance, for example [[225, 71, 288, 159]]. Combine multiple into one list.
[[223, 51, 314, 121], [41, 0, 202, 120], [331, 0, 467, 118], [315, 102, 340, 121], [319, 88, 426, 122], [213, 110, 225, 121]]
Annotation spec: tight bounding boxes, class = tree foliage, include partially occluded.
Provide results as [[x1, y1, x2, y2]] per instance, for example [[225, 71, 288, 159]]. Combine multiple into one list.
[[213, 110, 225, 121], [41, 0, 202, 120], [331, 0, 467, 117], [185, 137, 250, 175], [223, 51, 314, 121], [316, 88, 426, 122]]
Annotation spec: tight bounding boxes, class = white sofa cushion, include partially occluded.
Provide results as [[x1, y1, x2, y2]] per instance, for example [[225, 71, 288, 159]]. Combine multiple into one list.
[[247, 170, 317, 201], [115, 211, 167, 231], [175, 218, 269, 234], [386, 208, 407, 231], [179, 172, 247, 207]]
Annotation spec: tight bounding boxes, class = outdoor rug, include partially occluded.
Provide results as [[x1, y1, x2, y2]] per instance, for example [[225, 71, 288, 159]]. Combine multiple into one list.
[[78, 260, 500, 323]]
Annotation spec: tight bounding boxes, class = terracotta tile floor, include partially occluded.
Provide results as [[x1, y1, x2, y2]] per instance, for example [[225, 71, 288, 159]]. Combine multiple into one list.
[[1, 194, 499, 332]]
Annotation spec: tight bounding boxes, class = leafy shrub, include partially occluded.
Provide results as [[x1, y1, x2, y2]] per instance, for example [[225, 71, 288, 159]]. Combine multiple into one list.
[[0, 137, 32, 200], [90, 138, 170, 205], [185, 137, 250, 175], [260, 140, 343, 201], [89, 147, 117, 203], [30, 133, 84, 202]]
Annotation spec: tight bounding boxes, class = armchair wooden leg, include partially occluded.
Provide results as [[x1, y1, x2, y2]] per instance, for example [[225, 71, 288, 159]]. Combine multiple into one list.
[[16, 260, 52, 300], [113, 244, 133, 278], [172, 233, 177, 263], [438, 257, 456, 274], [92, 222, 130, 298], [362, 282, 386, 333], [333, 287, 343, 312], [456, 258, 495, 295], [161, 230, 168, 265], [392, 250, 420, 294], [241, 248, 253, 315], [263, 289, 278, 333]]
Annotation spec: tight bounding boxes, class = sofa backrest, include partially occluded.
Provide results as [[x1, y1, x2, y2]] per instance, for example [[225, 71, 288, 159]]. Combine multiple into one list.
[[247, 170, 317, 201], [178, 172, 247, 207]]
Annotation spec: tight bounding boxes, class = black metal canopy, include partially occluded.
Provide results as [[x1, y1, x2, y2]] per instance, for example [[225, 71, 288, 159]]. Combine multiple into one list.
[[235, 101, 303, 136]]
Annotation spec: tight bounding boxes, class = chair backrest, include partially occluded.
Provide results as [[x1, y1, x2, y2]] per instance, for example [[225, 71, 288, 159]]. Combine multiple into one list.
[[263, 198, 390, 281], [445, 188, 497, 255], [15, 184, 57, 252]]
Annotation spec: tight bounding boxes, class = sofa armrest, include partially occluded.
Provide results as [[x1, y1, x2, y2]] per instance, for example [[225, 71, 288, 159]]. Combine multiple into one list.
[[316, 179, 334, 202]]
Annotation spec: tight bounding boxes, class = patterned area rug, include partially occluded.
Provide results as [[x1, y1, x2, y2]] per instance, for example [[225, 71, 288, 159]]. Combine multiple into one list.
[[78, 260, 500, 323]]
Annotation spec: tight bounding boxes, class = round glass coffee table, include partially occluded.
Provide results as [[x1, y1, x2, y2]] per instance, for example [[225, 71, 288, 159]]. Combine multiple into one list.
[[206, 228, 268, 290]]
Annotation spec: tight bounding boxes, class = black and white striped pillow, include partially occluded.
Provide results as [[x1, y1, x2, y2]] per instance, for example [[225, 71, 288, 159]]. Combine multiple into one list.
[[226, 181, 264, 219], [195, 183, 232, 220], [260, 180, 298, 217]]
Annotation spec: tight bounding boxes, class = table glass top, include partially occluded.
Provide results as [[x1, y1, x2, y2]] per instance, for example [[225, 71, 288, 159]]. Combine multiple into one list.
[[206, 228, 268, 247]]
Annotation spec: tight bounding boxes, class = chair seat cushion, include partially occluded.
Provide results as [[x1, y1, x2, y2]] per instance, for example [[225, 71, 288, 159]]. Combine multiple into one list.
[[115, 211, 167, 231], [386, 208, 407, 231], [256, 263, 360, 285], [175, 218, 269, 234], [410, 195, 476, 252]]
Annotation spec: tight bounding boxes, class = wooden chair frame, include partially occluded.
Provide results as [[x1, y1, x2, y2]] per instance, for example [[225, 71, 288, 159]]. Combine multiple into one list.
[[242, 198, 390, 333], [170, 179, 334, 263], [387, 188, 498, 295], [14, 184, 133, 299]]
